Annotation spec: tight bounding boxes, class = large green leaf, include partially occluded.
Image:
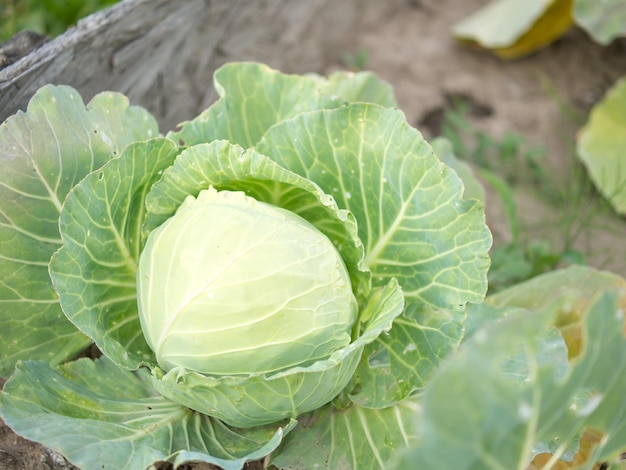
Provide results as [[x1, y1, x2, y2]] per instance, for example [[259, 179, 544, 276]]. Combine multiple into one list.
[[574, 0, 626, 45], [256, 103, 492, 407], [577, 77, 626, 215], [0, 85, 158, 377], [270, 396, 421, 470], [392, 287, 626, 469], [49, 138, 181, 370], [0, 357, 295, 470], [168, 62, 396, 148]]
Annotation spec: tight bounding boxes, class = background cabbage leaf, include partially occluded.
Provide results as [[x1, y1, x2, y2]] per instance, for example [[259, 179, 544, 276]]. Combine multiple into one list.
[[577, 77, 626, 215], [486, 265, 626, 358], [452, 0, 574, 59], [574, 0, 626, 45]]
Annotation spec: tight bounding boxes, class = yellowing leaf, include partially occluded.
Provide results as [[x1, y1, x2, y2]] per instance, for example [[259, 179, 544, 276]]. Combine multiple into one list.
[[486, 265, 626, 359], [577, 77, 626, 215], [453, 0, 574, 59], [529, 430, 604, 469]]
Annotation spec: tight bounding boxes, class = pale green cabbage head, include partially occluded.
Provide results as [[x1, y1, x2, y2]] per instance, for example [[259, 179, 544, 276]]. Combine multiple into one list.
[[137, 187, 358, 376]]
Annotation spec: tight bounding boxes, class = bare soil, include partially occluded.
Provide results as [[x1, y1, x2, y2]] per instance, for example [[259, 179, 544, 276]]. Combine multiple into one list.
[[2, 0, 626, 469]]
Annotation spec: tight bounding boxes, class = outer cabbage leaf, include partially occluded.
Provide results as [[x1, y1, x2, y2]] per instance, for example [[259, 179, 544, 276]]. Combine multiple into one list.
[[152, 279, 404, 428], [574, 0, 626, 45], [168, 61, 396, 148], [270, 396, 421, 470], [452, 0, 574, 59], [0, 357, 295, 470], [0, 85, 158, 377], [49, 138, 181, 370], [392, 270, 626, 469], [256, 103, 492, 408], [577, 77, 626, 215]]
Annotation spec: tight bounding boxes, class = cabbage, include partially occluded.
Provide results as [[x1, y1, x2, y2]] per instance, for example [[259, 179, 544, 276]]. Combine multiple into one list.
[[138, 187, 358, 376]]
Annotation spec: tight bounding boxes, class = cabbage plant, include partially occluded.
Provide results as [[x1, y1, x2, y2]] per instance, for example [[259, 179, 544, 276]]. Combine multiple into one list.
[[0, 62, 492, 469]]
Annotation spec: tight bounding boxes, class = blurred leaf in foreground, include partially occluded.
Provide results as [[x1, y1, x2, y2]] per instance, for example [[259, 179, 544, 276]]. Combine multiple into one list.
[[392, 267, 626, 469]]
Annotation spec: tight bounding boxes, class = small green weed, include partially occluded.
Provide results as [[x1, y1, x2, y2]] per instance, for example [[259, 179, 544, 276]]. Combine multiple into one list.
[[441, 96, 551, 192], [437, 96, 591, 292], [341, 48, 370, 71]]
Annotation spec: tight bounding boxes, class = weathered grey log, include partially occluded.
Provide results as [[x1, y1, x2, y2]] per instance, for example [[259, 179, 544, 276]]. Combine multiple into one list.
[[0, 0, 402, 132], [0, 31, 49, 68]]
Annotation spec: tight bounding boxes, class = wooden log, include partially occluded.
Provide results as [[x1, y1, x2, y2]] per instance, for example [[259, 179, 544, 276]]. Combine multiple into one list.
[[0, 0, 402, 131]]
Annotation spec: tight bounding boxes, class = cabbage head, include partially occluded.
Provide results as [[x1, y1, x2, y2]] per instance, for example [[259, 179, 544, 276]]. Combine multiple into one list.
[[138, 187, 358, 376]]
